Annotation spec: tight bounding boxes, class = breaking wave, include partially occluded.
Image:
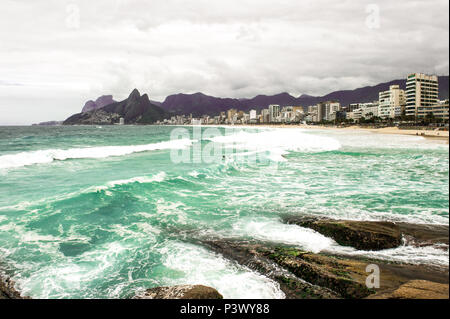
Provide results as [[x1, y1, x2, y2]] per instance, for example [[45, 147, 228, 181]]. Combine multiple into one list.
[[0, 139, 193, 169], [207, 128, 341, 161]]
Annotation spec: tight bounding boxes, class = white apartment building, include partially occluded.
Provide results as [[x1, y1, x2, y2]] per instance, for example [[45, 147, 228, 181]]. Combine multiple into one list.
[[362, 105, 379, 118], [326, 102, 341, 120], [350, 108, 363, 121], [378, 85, 405, 119], [261, 109, 270, 123], [419, 99, 449, 121], [268, 104, 281, 122], [432, 100, 449, 121], [405, 73, 439, 118]]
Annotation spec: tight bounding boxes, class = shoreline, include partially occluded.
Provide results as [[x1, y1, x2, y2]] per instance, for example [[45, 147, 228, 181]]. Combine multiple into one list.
[[307, 125, 449, 143], [211, 124, 449, 143], [11, 123, 449, 143]]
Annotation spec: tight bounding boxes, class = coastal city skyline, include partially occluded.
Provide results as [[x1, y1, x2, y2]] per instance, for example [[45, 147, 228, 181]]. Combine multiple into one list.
[[157, 72, 449, 126], [56, 72, 449, 126]]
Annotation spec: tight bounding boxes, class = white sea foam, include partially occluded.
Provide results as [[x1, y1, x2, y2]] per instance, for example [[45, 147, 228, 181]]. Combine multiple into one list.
[[207, 128, 341, 161], [0, 139, 193, 169], [14, 241, 134, 299], [161, 241, 285, 299], [228, 218, 448, 267], [327, 241, 449, 268], [229, 218, 335, 253], [96, 172, 167, 190]]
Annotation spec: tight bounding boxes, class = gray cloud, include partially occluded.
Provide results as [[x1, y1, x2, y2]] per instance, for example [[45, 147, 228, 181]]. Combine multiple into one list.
[[0, 0, 448, 124]]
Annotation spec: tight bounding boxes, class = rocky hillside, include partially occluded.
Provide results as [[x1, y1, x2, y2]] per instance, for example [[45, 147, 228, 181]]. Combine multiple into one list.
[[63, 89, 168, 125], [81, 95, 116, 113]]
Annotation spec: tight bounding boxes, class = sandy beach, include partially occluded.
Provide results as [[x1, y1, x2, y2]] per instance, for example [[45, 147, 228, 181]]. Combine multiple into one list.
[[221, 123, 449, 143], [310, 125, 449, 143]]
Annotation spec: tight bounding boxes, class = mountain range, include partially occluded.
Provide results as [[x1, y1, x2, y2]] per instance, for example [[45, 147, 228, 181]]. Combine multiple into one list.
[[63, 75, 449, 124], [160, 76, 449, 116]]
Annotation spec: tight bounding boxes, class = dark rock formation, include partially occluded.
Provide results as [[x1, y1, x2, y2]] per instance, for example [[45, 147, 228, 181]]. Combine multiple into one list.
[[0, 274, 28, 299], [135, 285, 223, 299], [396, 222, 449, 247], [284, 216, 449, 251], [204, 240, 340, 299], [82, 95, 116, 113], [284, 217, 403, 251], [63, 109, 122, 125], [64, 89, 168, 125]]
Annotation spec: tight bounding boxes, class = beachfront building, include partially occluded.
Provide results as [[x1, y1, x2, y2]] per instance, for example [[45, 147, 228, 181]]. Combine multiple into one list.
[[280, 106, 304, 123], [346, 108, 363, 122], [227, 109, 237, 123], [316, 101, 340, 121], [405, 73, 439, 118], [326, 102, 341, 120], [249, 109, 258, 123], [317, 102, 326, 122], [432, 100, 449, 121], [261, 109, 270, 123], [269, 104, 281, 123], [305, 105, 318, 123], [329, 111, 346, 122], [362, 104, 379, 119], [346, 103, 362, 113], [417, 99, 449, 121], [378, 85, 406, 119]]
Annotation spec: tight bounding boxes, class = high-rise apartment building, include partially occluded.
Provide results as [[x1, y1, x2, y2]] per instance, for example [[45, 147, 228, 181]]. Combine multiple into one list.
[[316, 101, 340, 121], [405, 73, 439, 118], [268, 104, 280, 122]]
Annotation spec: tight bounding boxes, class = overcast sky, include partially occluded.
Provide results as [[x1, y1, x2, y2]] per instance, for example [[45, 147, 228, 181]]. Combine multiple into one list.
[[0, 0, 449, 124]]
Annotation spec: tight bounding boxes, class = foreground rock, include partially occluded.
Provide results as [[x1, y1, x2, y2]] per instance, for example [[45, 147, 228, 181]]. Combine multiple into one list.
[[135, 285, 223, 299], [204, 240, 371, 299], [284, 216, 448, 251], [368, 280, 449, 299], [0, 275, 27, 299], [203, 239, 449, 299], [205, 240, 339, 299], [396, 222, 449, 247]]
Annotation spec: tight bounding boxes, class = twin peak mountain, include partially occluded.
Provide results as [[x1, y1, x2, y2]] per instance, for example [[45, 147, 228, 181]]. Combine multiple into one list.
[[63, 89, 166, 125]]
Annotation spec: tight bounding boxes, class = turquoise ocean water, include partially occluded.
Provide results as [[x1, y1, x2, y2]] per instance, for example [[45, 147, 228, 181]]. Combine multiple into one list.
[[0, 125, 448, 298]]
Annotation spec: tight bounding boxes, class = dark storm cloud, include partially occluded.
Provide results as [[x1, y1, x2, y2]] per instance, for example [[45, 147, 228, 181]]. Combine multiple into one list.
[[0, 0, 448, 124]]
